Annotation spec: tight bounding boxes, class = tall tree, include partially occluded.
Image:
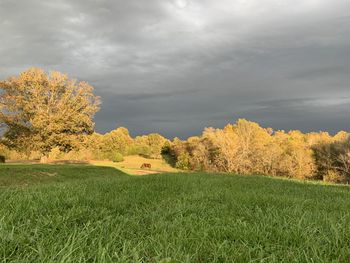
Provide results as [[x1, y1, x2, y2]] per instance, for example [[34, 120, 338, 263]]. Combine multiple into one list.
[[0, 68, 100, 153]]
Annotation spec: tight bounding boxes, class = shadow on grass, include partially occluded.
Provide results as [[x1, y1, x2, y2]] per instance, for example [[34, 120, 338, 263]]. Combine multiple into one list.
[[0, 164, 129, 188]]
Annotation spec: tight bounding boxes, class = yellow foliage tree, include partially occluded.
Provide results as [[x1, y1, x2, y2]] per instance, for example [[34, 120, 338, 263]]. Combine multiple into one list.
[[0, 68, 100, 154]]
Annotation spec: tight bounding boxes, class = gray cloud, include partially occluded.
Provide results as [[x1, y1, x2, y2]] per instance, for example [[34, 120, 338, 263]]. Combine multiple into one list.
[[1, 0, 350, 138]]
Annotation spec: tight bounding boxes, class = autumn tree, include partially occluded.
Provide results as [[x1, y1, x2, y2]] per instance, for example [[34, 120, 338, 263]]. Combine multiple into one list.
[[101, 127, 133, 157], [186, 135, 213, 171], [200, 127, 239, 172], [273, 130, 315, 179], [313, 134, 350, 183], [231, 119, 272, 174], [133, 133, 168, 158], [0, 68, 100, 154], [163, 137, 190, 169], [165, 119, 321, 180]]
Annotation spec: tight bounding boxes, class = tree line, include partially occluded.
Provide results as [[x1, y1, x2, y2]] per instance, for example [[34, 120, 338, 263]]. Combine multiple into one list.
[[163, 119, 350, 183], [1, 68, 350, 183]]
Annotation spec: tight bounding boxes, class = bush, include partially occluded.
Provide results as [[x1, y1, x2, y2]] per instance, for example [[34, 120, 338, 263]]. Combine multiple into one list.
[[323, 170, 345, 183], [0, 155, 5, 163], [127, 145, 151, 158], [112, 152, 124, 163], [48, 147, 63, 160], [175, 152, 190, 170], [40, 156, 49, 164], [64, 149, 94, 161], [29, 151, 42, 160], [313, 139, 350, 183]]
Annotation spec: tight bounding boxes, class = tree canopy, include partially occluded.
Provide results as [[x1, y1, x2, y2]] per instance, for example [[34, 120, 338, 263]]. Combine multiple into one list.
[[0, 68, 100, 153]]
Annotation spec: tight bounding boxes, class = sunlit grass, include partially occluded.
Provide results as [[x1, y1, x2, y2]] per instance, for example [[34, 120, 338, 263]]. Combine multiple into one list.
[[91, 155, 179, 175], [1, 164, 350, 262]]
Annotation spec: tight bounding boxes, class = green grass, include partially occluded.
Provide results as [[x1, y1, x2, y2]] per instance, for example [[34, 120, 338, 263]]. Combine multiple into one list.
[[1, 165, 350, 262], [0, 164, 125, 187]]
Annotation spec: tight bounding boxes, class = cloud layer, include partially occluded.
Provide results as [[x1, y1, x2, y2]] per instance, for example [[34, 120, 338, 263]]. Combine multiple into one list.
[[1, 0, 350, 137]]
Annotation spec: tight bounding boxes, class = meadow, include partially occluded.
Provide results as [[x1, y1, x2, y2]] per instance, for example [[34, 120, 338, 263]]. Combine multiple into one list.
[[90, 155, 179, 175], [1, 164, 350, 262]]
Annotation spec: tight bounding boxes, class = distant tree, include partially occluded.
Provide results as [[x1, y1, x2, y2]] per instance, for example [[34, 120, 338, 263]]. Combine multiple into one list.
[[275, 130, 315, 179], [0, 68, 100, 153], [101, 127, 133, 157], [165, 119, 319, 179], [186, 135, 212, 171], [169, 137, 192, 170], [334, 131, 350, 142], [232, 119, 272, 174], [133, 133, 168, 158], [305, 131, 332, 146], [313, 136, 350, 183]]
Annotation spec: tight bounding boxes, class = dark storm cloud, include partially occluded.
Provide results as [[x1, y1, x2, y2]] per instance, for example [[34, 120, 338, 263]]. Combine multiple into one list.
[[1, 0, 350, 138]]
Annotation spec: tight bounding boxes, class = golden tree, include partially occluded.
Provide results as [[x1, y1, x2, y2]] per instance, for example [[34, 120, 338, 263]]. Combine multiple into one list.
[[134, 133, 168, 158], [0, 68, 100, 153], [231, 119, 272, 174]]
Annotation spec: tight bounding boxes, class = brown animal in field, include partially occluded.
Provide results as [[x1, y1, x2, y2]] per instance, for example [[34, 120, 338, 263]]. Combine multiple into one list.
[[141, 163, 152, 169]]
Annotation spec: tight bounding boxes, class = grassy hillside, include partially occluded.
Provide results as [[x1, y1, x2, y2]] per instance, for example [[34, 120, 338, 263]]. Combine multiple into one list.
[[1, 165, 350, 262]]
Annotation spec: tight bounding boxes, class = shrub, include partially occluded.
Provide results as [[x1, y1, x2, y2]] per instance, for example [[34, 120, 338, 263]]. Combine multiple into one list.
[[6, 150, 26, 160], [112, 152, 124, 163], [127, 145, 151, 158], [0, 155, 5, 163], [175, 152, 190, 170], [64, 149, 94, 161], [313, 138, 350, 183], [29, 151, 42, 160], [40, 156, 50, 164], [48, 147, 63, 160], [323, 170, 345, 183]]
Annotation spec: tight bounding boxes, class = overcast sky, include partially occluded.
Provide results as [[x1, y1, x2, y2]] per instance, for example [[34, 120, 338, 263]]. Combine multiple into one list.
[[1, 0, 350, 138]]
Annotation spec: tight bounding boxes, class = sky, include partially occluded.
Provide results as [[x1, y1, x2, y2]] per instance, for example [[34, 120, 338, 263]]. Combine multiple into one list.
[[0, 0, 350, 138]]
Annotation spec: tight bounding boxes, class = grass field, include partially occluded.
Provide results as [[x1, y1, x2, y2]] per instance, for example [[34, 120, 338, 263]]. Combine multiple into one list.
[[91, 155, 179, 175], [1, 165, 350, 262]]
